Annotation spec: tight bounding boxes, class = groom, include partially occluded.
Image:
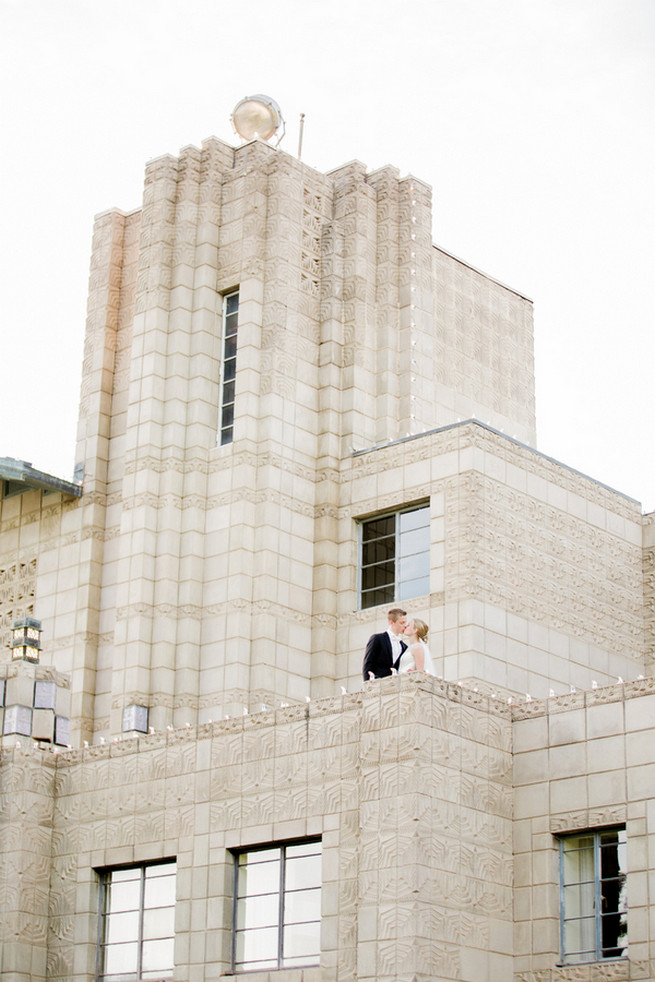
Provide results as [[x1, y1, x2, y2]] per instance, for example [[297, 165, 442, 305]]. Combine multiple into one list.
[[362, 607, 408, 680]]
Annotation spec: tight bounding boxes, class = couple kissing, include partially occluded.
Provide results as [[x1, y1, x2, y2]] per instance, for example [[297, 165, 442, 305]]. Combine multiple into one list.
[[362, 607, 435, 680]]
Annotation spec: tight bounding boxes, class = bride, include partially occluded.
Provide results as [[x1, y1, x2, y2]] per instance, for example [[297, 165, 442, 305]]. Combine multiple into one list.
[[399, 618, 436, 674]]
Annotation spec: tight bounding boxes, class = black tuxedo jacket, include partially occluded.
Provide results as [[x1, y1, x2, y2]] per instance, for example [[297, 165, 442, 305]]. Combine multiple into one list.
[[362, 631, 407, 680]]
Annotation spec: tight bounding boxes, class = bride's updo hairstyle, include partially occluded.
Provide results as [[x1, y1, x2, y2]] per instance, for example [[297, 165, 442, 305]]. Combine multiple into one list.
[[412, 618, 429, 642]]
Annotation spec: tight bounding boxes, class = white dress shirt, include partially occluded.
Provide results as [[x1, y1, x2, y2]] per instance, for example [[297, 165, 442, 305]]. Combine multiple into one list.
[[387, 628, 402, 663]]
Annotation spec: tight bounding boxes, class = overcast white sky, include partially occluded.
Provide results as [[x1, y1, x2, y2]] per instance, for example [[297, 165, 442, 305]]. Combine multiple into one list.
[[1, 0, 654, 509]]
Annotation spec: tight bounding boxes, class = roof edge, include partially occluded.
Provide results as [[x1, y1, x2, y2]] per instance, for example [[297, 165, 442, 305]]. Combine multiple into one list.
[[0, 457, 83, 498]]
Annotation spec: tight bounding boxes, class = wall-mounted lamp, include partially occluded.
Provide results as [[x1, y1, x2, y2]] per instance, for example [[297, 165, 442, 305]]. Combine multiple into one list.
[[11, 617, 42, 663]]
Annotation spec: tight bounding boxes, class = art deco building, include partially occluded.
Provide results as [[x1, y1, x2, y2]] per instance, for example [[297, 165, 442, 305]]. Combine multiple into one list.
[[0, 120, 653, 982]]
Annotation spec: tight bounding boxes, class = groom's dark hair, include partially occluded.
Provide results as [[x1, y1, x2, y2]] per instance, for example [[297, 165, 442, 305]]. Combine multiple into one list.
[[387, 608, 407, 623]]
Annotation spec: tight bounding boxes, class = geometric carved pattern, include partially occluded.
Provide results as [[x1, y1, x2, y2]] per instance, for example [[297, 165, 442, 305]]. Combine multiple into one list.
[[0, 557, 36, 649], [300, 187, 323, 298], [4, 676, 654, 981], [643, 520, 655, 673], [445, 468, 643, 660]]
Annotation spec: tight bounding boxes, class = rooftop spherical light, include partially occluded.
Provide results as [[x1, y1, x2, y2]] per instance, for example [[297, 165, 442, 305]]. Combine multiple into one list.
[[231, 95, 285, 144]]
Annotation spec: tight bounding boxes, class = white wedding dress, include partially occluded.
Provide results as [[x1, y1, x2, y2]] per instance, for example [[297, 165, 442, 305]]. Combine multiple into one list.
[[398, 640, 435, 675]]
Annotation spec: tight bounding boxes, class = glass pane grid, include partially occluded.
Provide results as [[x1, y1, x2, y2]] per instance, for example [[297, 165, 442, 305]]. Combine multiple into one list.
[[560, 830, 627, 965], [219, 291, 239, 446], [398, 507, 430, 532], [100, 864, 175, 981], [362, 540, 395, 563], [361, 562, 394, 591], [361, 585, 395, 609], [360, 504, 429, 609], [234, 841, 321, 973]]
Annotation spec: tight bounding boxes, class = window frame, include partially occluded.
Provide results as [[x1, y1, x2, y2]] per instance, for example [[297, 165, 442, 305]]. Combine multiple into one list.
[[96, 859, 177, 982], [231, 837, 322, 974], [558, 827, 627, 966], [358, 501, 430, 610], [219, 289, 239, 446]]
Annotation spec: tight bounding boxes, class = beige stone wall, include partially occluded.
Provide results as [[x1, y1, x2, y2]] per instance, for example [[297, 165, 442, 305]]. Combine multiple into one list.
[[3, 678, 653, 981], [512, 677, 655, 981], [433, 248, 536, 446], [0, 748, 56, 980], [0, 488, 97, 743], [1, 676, 512, 982], [1, 137, 648, 746], [0, 418, 648, 744], [642, 512, 655, 675], [1, 134, 653, 982], [0, 495, 40, 648], [42, 136, 539, 738], [338, 423, 646, 697], [1, 419, 649, 744]]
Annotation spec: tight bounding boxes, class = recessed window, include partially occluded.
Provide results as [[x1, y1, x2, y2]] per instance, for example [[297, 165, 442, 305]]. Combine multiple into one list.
[[219, 290, 239, 446], [232, 839, 322, 973], [97, 861, 176, 980], [359, 503, 430, 609], [559, 829, 627, 964]]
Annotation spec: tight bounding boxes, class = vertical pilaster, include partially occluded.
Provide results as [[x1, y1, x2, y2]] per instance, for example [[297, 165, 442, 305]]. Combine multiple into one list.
[[311, 219, 345, 696], [72, 209, 127, 743], [328, 161, 378, 451], [149, 145, 203, 728], [172, 139, 232, 726], [248, 151, 327, 707], [368, 165, 402, 444], [75, 209, 126, 492], [398, 175, 434, 438], [111, 154, 178, 735]]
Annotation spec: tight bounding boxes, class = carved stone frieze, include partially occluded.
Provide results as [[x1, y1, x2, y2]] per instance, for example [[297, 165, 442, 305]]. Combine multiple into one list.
[[0, 557, 37, 649], [643, 526, 655, 672], [550, 805, 626, 834]]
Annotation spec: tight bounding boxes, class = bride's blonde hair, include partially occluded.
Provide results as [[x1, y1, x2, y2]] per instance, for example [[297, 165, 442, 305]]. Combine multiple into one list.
[[411, 618, 429, 642]]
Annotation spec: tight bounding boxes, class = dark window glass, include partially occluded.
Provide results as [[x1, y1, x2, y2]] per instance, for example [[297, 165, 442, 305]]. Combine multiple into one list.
[[560, 829, 627, 964], [220, 291, 239, 445], [362, 515, 395, 541], [362, 539, 395, 566], [362, 585, 395, 608], [361, 562, 395, 592], [224, 335, 238, 360], [360, 504, 429, 609], [222, 380, 235, 407]]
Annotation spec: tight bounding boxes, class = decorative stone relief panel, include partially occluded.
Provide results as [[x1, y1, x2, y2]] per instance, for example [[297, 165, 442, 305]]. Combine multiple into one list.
[[642, 513, 655, 673], [443, 468, 642, 658], [0, 558, 36, 650]]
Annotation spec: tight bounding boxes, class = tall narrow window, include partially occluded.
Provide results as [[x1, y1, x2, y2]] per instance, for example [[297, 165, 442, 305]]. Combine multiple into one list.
[[359, 503, 430, 609], [97, 861, 176, 980], [559, 829, 627, 964], [219, 290, 239, 445], [232, 839, 322, 972]]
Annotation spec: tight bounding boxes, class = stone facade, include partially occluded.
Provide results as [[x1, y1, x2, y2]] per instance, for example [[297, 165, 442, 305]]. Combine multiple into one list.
[[513, 680, 655, 982], [0, 134, 652, 981]]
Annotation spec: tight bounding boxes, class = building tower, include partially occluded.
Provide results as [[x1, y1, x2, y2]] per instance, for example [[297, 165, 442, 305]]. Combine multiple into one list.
[[0, 120, 653, 982]]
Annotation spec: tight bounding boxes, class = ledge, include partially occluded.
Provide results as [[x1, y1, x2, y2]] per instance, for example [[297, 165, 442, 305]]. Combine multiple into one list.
[[0, 457, 82, 498]]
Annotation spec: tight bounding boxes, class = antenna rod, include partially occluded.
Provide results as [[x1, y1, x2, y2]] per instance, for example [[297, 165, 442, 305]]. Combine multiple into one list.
[[298, 113, 305, 159]]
